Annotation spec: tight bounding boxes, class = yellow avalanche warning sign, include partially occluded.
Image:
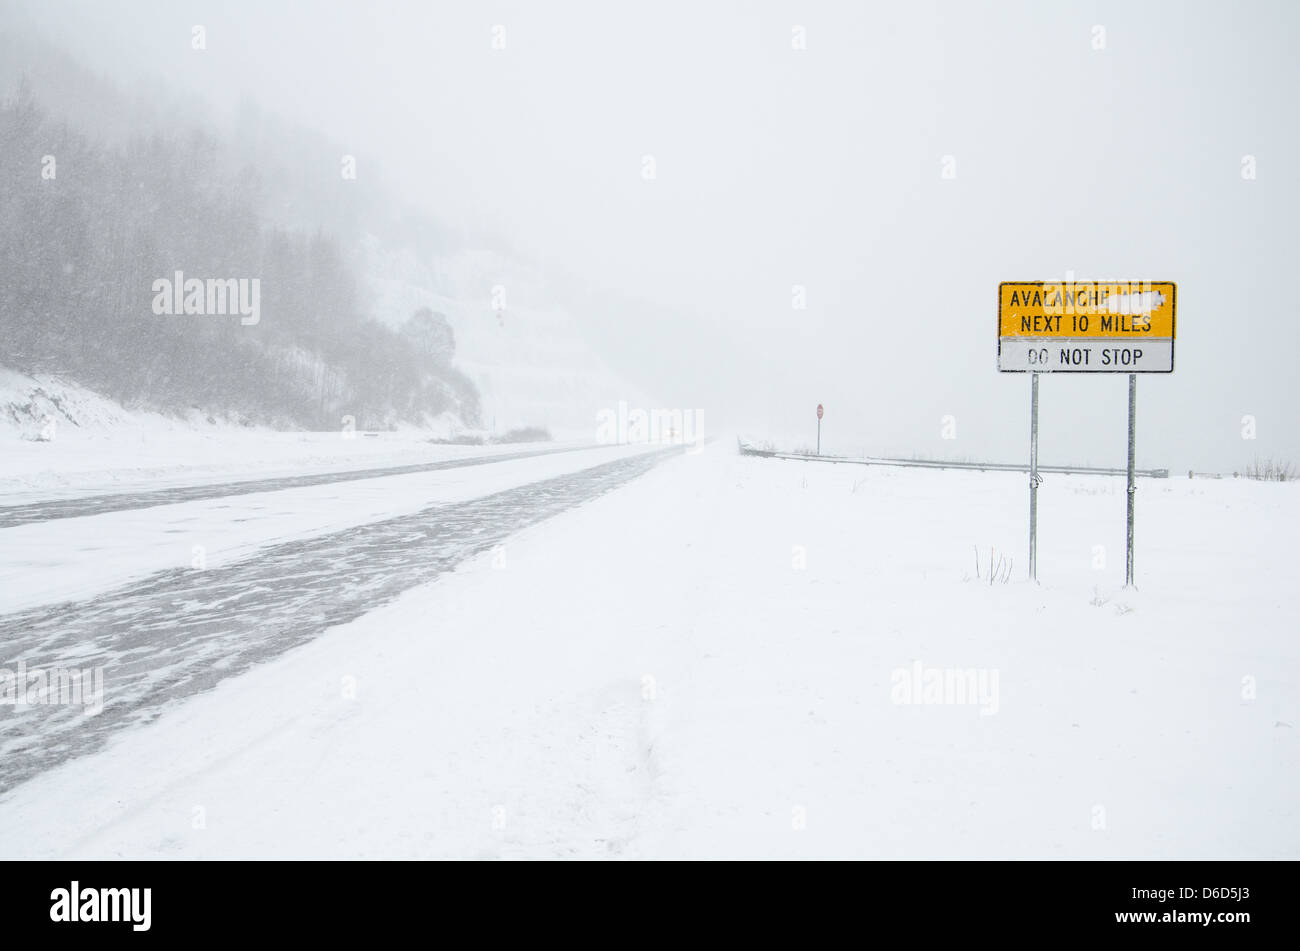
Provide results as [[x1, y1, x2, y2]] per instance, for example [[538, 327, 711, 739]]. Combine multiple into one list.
[[997, 281, 1176, 373]]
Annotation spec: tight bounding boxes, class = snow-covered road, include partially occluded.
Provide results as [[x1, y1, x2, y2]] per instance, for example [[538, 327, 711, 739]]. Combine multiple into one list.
[[0, 442, 663, 614], [0, 442, 599, 528], [0, 443, 678, 796]]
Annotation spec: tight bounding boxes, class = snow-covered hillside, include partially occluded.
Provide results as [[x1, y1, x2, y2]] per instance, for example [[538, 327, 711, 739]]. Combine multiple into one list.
[[363, 237, 653, 439]]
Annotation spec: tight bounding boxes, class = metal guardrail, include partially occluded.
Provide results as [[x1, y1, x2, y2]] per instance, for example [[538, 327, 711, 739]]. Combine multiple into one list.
[[737, 442, 1169, 479]]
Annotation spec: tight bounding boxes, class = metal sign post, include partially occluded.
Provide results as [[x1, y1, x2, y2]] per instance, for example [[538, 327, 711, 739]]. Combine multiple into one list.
[[1125, 374, 1137, 586], [1029, 372, 1039, 582], [996, 280, 1176, 584]]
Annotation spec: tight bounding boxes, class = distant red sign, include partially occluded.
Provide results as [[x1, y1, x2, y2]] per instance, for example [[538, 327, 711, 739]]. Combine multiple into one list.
[[816, 404, 824, 420]]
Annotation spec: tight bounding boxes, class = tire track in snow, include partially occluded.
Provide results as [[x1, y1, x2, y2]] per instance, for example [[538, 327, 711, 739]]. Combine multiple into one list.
[[0, 446, 679, 797]]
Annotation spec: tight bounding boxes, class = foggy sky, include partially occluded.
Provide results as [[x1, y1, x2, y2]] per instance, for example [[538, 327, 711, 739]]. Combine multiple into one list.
[[11, 0, 1300, 471]]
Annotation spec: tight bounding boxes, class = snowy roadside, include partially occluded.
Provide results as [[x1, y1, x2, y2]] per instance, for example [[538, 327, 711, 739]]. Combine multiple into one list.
[[0, 447, 1295, 858], [1, 369, 593, 504]]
